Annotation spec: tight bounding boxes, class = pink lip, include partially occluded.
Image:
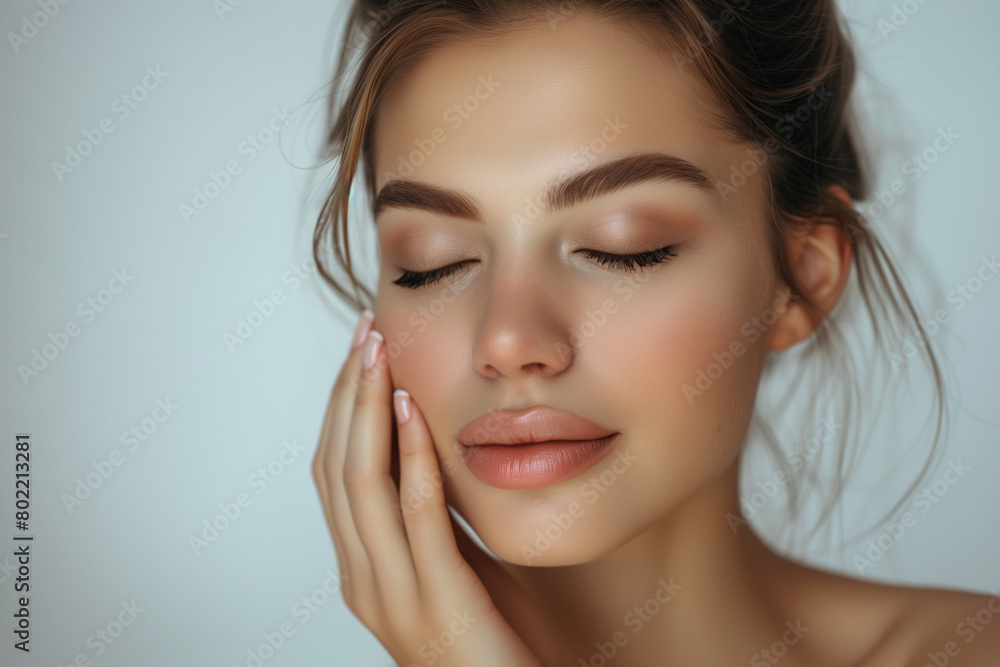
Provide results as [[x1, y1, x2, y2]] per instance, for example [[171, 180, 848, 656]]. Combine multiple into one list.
[[457, 406, 620, 489]]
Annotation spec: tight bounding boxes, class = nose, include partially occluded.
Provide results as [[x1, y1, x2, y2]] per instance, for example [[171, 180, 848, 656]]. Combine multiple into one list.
[[472, 272, 574, 380]]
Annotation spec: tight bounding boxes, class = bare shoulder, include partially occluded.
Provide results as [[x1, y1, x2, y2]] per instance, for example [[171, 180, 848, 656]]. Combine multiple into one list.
[[886, 585, 1000, 666], [764, 556, 1000, 666]]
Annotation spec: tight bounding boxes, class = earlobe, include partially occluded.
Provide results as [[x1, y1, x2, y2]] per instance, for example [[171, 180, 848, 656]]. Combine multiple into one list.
[[768, 290, 813, 352], [768, 187, 855, 352]]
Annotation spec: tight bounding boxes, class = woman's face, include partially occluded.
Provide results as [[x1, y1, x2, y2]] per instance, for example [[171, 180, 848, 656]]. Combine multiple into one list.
[[370, 14, 787, 565]]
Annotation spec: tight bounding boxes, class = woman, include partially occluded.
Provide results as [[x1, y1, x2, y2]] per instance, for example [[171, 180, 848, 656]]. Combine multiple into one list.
[[310, 1, 1000, 664]]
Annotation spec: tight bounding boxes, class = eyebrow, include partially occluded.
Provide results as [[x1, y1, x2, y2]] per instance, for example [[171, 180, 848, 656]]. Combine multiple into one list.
[[371, 152, 714, 222]]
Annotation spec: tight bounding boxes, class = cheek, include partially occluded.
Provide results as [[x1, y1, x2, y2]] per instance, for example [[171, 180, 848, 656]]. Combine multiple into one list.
[[376, 302, 468, 455], [591, 250, 776, 475]]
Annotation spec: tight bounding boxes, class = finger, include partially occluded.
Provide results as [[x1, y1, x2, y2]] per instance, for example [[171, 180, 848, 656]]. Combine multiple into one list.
[[343, 329, 418, 602], [393, 389, 469, 588], [448, 512, 526, 608], [449, 514, 500, 578], [446, 513, 559, 665], [313, 310, 375, 602], [313, 376, 347, 563]]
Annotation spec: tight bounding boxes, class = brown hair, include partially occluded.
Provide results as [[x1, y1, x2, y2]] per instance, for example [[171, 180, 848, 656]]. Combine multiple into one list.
[[311, 0, 948, 556]]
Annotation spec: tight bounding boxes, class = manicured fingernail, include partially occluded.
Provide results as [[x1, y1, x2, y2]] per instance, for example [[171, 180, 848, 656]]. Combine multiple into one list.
[[352, 310, 374, 350], [393, 389, 411, 424], [362, 330, 383, 371]]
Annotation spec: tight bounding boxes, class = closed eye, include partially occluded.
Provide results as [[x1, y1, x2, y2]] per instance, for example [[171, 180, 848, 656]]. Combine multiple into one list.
[[390, 245, 678, 290], [391, 261, 474, 290], [578, 245, 678, 272]]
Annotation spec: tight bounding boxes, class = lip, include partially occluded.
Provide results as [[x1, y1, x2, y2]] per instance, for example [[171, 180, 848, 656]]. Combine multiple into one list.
[[457, 406, 620, 489]]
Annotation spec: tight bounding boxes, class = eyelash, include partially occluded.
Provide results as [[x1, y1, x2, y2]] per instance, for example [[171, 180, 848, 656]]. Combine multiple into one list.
[[391, 245, 679, 290], [580, 245, 679, 272]]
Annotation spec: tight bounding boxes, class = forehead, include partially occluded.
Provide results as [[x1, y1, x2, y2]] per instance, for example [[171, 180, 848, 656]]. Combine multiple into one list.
[[371, 13, 754, 222]]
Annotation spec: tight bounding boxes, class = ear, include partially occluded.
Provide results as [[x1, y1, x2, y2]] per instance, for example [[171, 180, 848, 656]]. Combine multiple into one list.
[[768, 185, 855, 352]]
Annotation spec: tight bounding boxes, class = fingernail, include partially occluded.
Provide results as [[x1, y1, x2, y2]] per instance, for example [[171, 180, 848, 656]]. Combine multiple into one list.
[[362, 330, 383, 371], [393, 389, 411, 424], [352, 310, 374, 350]]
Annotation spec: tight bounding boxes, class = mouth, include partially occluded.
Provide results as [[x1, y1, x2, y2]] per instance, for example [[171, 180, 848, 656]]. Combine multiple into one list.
[[460, 434, 621, 490], [456, 406, 620, 489]]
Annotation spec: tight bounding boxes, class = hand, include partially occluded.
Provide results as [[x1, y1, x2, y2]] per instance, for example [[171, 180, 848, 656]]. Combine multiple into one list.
[[311, 312, 553, 667]]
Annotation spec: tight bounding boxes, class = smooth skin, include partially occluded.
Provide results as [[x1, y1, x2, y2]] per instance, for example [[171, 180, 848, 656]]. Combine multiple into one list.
[[313, 11, 999, 667]]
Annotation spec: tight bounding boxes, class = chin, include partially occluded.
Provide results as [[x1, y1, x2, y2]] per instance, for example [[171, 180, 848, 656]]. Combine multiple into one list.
[[486, 524, 616, 567], [448, 488, 634, 567]]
